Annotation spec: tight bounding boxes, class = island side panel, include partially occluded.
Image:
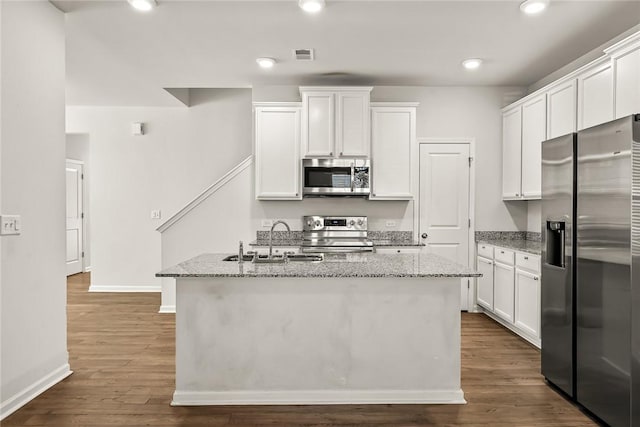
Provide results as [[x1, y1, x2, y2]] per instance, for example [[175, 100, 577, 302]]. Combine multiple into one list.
[[174, 276, 463, 405]]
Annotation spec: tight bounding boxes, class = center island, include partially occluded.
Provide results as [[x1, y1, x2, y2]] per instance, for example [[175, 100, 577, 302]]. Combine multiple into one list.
[[157, 252, 480, 406]]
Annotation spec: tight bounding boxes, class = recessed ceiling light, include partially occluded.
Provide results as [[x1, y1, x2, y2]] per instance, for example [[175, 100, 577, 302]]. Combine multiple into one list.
[[298, 0, 325, 13], [520, 0, 549, 15], [256, 57, 276, 69], [462, 58, 483, 70], [127, 0, 156, 11]]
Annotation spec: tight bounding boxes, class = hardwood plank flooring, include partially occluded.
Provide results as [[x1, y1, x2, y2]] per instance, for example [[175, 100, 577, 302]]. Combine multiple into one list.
[[3, 273, 596, 426]]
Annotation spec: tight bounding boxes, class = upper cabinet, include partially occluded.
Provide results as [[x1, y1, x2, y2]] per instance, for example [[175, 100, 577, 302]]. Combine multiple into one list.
[[254, 103, 302, 200], [300, 87, 372, 158], [502, 94, 546, 200], [370, 103, 417, 200], [606, 33, 640, 119], [547, 79, 577, 139], [577, 60, 614, 130]]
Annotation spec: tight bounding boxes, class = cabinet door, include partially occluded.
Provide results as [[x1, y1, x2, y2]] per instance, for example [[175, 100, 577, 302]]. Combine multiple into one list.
[[547, 79, 577, 139], [613, 47, 640, 119], [370, 107, 415, 200], [578, 62, 614, 130], [476, 256, 494, 311], [302, 92, 335, 157], [255, 106, 302, 200], [502, 107, 522, 199], [336, 92, 370, 157], [493, 261, 515, 323], [515, 269, 540, 338], [521, 94, 546, 199]]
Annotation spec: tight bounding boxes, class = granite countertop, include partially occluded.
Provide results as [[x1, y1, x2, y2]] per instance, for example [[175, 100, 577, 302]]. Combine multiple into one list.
[[477, 239, 541, 255], [249, 239, 425, 248], [157, 252, 480, 278]]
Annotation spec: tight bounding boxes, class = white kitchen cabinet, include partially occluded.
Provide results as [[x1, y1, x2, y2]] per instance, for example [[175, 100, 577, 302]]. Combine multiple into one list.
[[493, 261, 515, 323], [577, 60, 614, 130], [547, 79, 577, 139], [502, 106, 522, 200], [300, 87, 372, 158], [476, 256, 494, 311], [254, 103, 302, 200], [521, 94, 546, 199], [610, 43, 640, 119], [370, 104, 417, 200], [515, 268, 540, 339]]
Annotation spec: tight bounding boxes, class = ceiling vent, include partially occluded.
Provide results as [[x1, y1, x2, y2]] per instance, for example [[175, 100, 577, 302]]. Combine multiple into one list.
[[294, 49, 315, 61]]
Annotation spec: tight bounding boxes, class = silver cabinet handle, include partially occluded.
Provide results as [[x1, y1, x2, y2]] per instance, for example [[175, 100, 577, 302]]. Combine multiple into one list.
[[421, 233, 428, 239], [515, 193, 519, 197], [534, 277, 539, 281], [340, 152, 343, 156], [524, 256, 529, 260], [329, 152, 333, 156], [500, 250, 505, 254]]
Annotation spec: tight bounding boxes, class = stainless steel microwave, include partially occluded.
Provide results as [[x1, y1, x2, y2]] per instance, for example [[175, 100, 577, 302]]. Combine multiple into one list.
[[302, 159, 370, 196]]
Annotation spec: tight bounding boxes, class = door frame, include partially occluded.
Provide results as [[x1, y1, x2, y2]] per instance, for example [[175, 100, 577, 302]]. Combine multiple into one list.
[[66, 158, 85, 274], [416, 137, 477, 312]]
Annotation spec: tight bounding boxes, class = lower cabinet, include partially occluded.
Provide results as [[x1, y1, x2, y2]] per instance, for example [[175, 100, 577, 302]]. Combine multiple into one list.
[[476, 243, 541, 347], [476, 256, 494, 310], [493, 262, 515, 323]]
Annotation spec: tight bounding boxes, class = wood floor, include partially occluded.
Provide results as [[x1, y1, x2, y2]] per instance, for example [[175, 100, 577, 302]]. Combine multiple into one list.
[[3, 273, 597, 426]]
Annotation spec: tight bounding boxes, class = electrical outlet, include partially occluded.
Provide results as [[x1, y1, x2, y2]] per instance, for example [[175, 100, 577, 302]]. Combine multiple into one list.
[[261, 219, 273, 227], [0, 215, 21, 235], [150, 210, 161, 220], [385, 220, 396, 227]]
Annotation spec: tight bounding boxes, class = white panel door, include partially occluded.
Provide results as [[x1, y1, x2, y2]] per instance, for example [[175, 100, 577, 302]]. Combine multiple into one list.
[[515, 268, 540, 338], [336, 92, 369, 157], [613, 47, 640, 119], [66, 161, 83, 276], [419, 143, 470, 309], [476, 256, 494, 311], [578, 62, 614, 130], [493, 261, 515, 323], [521, 94, 546, 199], [254, 106, 302, 200], [547, 79, 577, 139], [502, 107, 522, 199], [302, 92, 335, 157], [370, 107, 415, 200]]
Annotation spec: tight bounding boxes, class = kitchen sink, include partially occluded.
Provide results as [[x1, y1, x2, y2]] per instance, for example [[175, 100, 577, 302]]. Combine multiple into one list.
[[222, 253, 324, 263]]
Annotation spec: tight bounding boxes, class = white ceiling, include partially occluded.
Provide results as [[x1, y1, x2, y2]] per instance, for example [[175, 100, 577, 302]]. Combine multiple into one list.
[[57, 0, 640, 106]]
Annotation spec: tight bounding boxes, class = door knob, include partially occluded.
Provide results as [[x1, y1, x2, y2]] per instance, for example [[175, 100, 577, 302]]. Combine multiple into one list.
[[421, 233, 428, 239]]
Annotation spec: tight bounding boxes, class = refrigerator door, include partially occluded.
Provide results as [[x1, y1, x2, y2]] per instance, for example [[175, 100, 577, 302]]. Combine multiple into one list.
[[541, 133, 576, 397], [632, 115, 640, 427], [577, 117, 632, 427]]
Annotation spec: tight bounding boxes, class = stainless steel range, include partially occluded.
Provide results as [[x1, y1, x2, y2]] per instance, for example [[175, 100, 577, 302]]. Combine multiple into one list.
[[301, 215, 374, 253]]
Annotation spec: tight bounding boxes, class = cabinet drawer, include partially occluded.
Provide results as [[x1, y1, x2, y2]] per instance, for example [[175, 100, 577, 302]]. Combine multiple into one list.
[[515, 252, 540, 273], [376, 247, 421, 254], [494, 247, 515, 265], [477, 243, 493, 259]]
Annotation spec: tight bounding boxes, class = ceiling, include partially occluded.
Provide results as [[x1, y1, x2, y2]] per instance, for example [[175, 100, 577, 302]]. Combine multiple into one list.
[[57, 0, 640, 106]]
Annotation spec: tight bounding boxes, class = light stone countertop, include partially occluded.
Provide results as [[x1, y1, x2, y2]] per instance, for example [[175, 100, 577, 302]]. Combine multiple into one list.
[[249, 239, 425, 247], [477, 239, 542, 255], [157, 252, 480, 278]]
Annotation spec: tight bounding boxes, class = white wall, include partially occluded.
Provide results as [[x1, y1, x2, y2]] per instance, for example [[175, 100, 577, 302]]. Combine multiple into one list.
[[66, 89, 253, 291], [66, 133, 91, 270], [1, 1, 70, 419]]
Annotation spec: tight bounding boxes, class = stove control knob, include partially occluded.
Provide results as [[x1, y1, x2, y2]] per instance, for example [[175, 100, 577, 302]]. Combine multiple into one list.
[[357, 219, 364, 226], [314, 220, 322, 227], [306, 219, 314, 227], [349, 220, 356, 227]]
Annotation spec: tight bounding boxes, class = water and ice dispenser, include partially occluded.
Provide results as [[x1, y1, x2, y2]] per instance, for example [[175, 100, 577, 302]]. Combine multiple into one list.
[[546, 221, 566, 268]]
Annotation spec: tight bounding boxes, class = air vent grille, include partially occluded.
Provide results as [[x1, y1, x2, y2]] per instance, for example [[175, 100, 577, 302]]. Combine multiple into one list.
[[294, 48, 315, 61]]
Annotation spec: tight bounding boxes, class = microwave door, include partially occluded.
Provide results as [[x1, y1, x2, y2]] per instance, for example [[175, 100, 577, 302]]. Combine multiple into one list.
[[304, 166, 352, 193]]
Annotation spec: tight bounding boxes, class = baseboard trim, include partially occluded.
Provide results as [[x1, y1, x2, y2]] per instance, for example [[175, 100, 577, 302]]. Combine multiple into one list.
[[83, 265, 92, 272], [89, 285, 161, 293], [159, 305, 176, 314], [172, 389, 466, 406], [0, 363, 72, 420], [483, 310, 541, 348]]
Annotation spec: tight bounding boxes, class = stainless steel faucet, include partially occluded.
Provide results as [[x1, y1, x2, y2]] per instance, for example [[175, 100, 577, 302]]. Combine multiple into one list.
[[238, 241, 244, 264], [269, 220, 291, 259]]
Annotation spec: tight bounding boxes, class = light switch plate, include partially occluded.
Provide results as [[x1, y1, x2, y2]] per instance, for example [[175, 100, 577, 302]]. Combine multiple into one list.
[[385, 221, 396, 227], [261, 219, 273, 227], [150, 210, 161, 220], [0, 215, 21, 235]]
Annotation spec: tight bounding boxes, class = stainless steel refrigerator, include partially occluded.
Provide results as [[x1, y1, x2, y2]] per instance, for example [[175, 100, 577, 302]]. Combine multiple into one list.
[[541, 114, 640, 427]]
